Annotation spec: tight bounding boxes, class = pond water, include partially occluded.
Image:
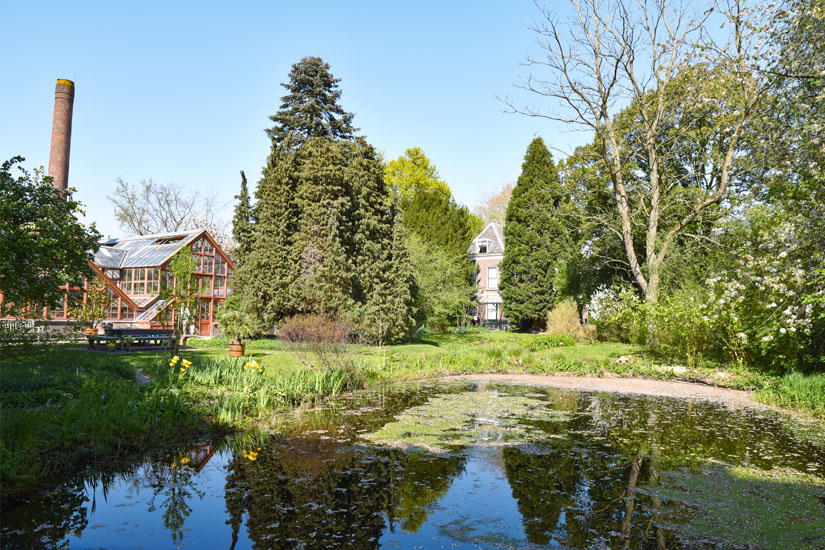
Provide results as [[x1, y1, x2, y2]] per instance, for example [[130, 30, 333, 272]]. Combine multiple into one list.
[[2, 382, 824, 549]]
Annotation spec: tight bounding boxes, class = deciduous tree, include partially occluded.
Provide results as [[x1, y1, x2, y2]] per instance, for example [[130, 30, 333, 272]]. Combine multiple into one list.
[[0, 157, 100, 315], [473, 182, 514, 225], [503, 0, 765, 305], [385, 148, 451, 199]]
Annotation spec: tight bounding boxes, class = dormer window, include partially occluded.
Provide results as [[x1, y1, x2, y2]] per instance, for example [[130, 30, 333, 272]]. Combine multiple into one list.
[[478, 239, 490, 254]]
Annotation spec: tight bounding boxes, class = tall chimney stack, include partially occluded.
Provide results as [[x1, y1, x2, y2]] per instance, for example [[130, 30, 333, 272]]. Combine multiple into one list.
[[48, 79, 75, 191]]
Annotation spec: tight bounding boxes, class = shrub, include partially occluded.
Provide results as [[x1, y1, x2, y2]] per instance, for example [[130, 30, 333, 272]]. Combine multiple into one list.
[[546, 298, 595, 341], [525, 334, 577, 351], [589, 285, 647, 344], [647, 292, 714, 368], [278, 314, 355, 371]]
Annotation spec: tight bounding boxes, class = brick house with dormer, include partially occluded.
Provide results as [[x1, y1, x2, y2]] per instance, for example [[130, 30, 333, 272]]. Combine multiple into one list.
[[468, 222, 508, 329]]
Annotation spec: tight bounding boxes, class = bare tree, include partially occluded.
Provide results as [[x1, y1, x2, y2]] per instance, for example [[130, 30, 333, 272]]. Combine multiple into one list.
[[473, 182, 515, 225], [502, 0, 765, 304], [108, 178, 233, 248]]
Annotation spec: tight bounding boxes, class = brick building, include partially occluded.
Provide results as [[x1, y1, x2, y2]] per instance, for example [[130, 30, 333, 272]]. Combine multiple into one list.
[[468, 222, 507, 329]]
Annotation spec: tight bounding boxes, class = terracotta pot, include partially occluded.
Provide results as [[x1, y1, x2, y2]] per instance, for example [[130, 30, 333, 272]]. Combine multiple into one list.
[[228, 341, 245, 357]]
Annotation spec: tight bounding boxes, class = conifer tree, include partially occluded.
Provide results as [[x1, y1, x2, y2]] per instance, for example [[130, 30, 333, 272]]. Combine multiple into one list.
[[237, 58, 414, 335], [500, 137, 573, 330], [232, 170, 254, 262], [400, 188, 481, 259], [266, 56, 357, 149], [360, 207, 416, 344], [237, 142, 302, 321]]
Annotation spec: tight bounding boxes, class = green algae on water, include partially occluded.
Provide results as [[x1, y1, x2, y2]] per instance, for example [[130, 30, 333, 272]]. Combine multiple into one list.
[[363, 390, 568, 452], [639, 465, 825, 549]]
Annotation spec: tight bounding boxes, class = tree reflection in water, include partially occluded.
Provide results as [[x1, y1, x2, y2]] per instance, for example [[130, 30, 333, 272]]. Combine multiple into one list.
[[223, 433, 467, 549], [3, 383, 824, 549]]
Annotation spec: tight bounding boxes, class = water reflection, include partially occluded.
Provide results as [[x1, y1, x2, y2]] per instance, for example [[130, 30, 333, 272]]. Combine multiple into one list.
[[2, 383, 823, 549]]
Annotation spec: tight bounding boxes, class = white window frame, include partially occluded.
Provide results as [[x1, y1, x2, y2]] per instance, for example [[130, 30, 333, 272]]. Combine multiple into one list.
[[487, 266, 498, 289], [486, 303, 498, 320], [477, 239, 490, 254]]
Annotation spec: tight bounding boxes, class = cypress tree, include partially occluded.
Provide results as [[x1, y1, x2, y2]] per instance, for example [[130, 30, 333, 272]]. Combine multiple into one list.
[[232, 170, 254, 262], [400, 188, 481, 259], [237, 141, 302, 322], [266, 56, 357, 149], [360, 207, 416, 344], [500, 137, 573, 330]]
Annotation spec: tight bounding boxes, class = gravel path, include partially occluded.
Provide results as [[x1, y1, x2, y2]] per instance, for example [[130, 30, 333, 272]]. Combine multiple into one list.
[[440, 373, 764, 411]]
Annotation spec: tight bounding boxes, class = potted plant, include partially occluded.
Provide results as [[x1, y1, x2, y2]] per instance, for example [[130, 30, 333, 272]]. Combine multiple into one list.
[[218, 310, 254, 357], [69, 278, 110, 337]]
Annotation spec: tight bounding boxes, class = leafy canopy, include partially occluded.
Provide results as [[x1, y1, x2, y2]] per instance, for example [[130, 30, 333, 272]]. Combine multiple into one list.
[[385, 148, 451, 199], [0, 157, 100, 315]]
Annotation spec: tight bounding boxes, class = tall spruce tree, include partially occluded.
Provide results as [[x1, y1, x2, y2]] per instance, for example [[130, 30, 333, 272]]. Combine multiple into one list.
[[266, 56, 357, 149], [232, 170, 254, 262], [500, 137, 573, 330], [237, 57, 414, 338]]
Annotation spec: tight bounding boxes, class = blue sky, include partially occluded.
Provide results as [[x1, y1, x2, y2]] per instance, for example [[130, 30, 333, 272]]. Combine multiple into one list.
[[1, 1, 592, 237]]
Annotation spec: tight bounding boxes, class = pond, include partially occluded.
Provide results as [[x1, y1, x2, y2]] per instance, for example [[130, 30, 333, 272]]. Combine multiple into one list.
[[2, 382, 824, 549]]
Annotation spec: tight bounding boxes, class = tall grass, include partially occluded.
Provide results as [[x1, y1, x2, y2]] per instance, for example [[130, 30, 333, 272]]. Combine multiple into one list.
[[146, 355, 365, 424], [754, 372, 825, 418], [0, 351, 200, 501]]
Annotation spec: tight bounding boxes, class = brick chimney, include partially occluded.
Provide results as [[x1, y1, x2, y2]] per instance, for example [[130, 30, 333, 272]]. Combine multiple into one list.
[[48, 79, 75, 191]]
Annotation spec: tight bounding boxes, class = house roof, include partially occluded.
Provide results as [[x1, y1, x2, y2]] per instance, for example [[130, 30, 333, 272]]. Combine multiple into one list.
[[92, 229, 204, 269], [468, 223, 505, 255]]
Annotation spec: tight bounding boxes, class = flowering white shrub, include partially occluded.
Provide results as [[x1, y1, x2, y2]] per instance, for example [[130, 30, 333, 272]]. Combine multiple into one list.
[[705, 222, 819, 371]]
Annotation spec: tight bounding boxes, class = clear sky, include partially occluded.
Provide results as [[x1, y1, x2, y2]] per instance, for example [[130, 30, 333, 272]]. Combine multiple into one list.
[[1, 1, 592, 237]]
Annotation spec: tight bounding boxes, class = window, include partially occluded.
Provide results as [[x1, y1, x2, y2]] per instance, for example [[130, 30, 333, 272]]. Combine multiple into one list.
[[104, 287, 119, 319], [486, 303, 499, 321], [50, 293, 66, 318], [198, 275, 211, 295], [478, 240, 489, 254], [487, 266, 498, 289], [215, 255, 226, 275], [122, 267, 160, 295], [120, 302, 134, 320], [213, 276, 225, 297]]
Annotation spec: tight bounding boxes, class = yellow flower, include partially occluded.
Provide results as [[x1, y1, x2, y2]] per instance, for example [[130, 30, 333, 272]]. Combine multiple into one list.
[[181, 359, 192, 367], [181, 457, 190, 464], [180, 368, 186, 373]]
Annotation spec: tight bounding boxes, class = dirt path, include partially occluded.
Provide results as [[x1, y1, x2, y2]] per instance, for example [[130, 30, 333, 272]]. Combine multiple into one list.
[[440, 373, 763, 411]]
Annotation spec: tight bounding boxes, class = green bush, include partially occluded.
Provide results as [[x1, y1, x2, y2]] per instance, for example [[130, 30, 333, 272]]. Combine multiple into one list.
[[525, 334, 577, 351], [647, 292, 714, 368]]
